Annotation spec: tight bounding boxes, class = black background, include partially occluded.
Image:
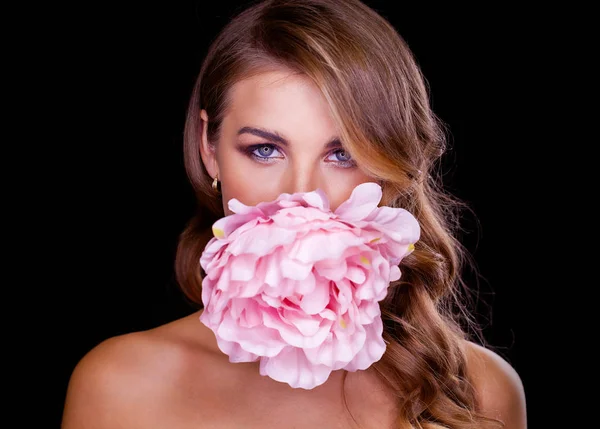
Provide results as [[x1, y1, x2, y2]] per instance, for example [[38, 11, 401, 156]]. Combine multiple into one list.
[[44, 1, 554, 427]]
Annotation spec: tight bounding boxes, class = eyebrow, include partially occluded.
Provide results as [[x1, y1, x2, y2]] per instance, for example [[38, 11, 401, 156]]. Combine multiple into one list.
[[237, 126, 343, 149]]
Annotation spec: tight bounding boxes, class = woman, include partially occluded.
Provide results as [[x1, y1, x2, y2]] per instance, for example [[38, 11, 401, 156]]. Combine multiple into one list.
[[62, 0, 526, 427]]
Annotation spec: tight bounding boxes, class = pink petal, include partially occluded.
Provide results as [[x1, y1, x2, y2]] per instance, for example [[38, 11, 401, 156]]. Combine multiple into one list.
[[304, 322, 367, 369], [301, 188, 330, 212], [303, 335, 335, 367], [227, 198, 264, 215], [229, 254, 259, 281], [280, 257, 313, 281], [299, 279, 330, 315], [332, 324, 367, 363], [263, 310, 331, 348], [357, 300, 381, 325], [259, 346, 332, 389], [345, 265, 366, 284], [224, 217, 260, 241], [262, 251, 283, 287], [314, 258, 347, 281], [287, 230, 364, 263], [332, 278, 353, 314], [199, 305, 223, 327], [371, 258, 391, 299], [239, 300, 263, 328], [227, 224, 297, 257], [204, 261, 224, 282], [318, 308, 337, 321], [355, 274, 388, 301], [200, 239, 228, 272], [215, 336, 259, 363], [263, 277, 297, 297], [217, 312, 286, 357], [236, 275, 265, 298], [277, 199, 300, 208], [283, 294, 302, 308], [344, 317, 386, 371], [367, 207, 420, 243], [294, 271, 316, 295], [201, 278, 214, 307], [379, 241, 417, 266], [282, 309, 323, 336], [228, 297, 248, 319], [270, 212, 308, 228], [261, 294, 282, 308], [255, 197, 292, 216], [276, 206, 332, 222], [214, 267, 232, 293], [334, 182, 382, 221], [212, 209, 260, 239]]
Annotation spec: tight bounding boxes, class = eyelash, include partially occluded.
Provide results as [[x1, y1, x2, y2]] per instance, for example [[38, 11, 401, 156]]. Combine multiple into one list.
[[245, 144, 357, 168]]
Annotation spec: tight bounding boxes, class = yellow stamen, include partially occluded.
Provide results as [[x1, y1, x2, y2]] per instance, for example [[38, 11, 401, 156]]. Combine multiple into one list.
[[360, 256, 370, 265], [339, 318, 347, 329], [369, 237, 381, 243], [212, 227, 225, 239], [407, 243, 415, 252]]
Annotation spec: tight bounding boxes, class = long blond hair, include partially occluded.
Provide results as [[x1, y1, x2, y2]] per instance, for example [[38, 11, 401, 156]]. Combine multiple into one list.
[[176, 1, 502, 427]]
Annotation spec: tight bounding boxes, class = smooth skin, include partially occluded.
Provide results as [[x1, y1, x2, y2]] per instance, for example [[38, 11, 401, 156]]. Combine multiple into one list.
[[62, 69, 527, 429]]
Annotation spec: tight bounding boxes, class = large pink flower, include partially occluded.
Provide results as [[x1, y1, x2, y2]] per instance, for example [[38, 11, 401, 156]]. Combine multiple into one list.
[[199, 182, 419, 389]]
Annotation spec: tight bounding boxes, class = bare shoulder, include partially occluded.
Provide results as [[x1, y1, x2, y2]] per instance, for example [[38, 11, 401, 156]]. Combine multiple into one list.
[[61, 310, 219, 429], [464, 340, 527, 428]]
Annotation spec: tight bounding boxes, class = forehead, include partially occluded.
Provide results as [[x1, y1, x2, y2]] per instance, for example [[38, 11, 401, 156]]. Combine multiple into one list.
[[225, 70, 339, 137]]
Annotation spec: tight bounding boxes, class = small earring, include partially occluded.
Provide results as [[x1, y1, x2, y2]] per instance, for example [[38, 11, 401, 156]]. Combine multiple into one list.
[[212, 173, 219, 192]]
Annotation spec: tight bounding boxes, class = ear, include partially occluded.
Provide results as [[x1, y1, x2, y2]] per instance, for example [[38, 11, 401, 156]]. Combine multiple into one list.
[[199, 109, 219, 179]]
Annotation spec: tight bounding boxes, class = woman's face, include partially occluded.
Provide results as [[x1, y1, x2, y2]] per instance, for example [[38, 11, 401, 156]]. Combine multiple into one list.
[[200, 69, 375, 215]]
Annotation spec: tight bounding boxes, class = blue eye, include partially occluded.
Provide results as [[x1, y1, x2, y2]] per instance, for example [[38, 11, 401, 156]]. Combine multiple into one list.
[[328, 150, 351, 162], [247, 144, 283, 162], [254, 145, 280, 158], [325, 149, 355, 168], [245, 143, 356, 168]]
